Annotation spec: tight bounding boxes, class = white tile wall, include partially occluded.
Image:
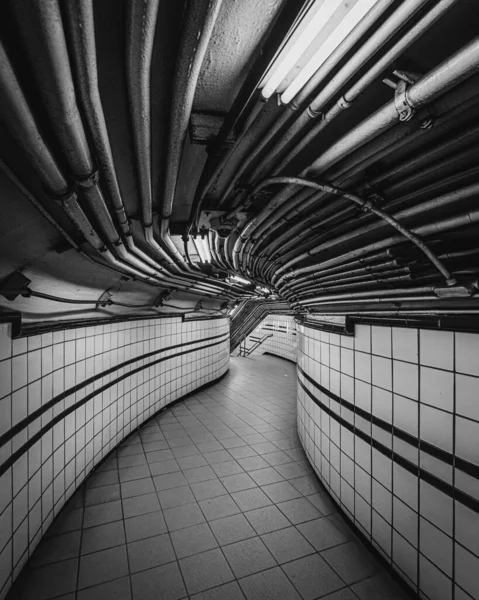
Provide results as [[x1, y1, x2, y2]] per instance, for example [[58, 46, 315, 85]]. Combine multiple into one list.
[[296, 322, 479, 600], [0, 316, 229, 599], [238, 315, 297, 362]]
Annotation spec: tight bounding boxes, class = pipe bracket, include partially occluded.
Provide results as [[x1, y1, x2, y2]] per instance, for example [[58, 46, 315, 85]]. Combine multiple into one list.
[[394, 79, 415, 122], [76, 170, 100, 189]]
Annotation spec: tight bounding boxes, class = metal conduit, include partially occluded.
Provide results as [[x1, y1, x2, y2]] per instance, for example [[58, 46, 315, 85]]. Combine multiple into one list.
[[227, 35, 479, 286], [216, 0, 395, 208], [250, 0, 447, 184], [266, 169, 479, 271], [244, 86, 479, 266], [268, 0, 458, 179]]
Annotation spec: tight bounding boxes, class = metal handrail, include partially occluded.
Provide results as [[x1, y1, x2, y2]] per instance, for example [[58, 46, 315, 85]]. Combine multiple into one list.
[[238, 333, 273, 357]]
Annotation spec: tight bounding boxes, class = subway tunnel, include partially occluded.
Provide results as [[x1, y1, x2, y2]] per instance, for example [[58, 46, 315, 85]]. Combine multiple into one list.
[[0, 0, 478, 598]]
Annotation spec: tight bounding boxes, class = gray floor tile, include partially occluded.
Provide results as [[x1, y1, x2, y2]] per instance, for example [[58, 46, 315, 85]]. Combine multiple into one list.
[[177, 454, 208, 470], [119, 465, 151, 482], [203, 449, 233, 464], [211, 460, 244, 477], [143, 440, 169, 452], [261, 527, 314, 564], [244, 505, 291, 535], [127, 533, 175, 573], [31, 531, 81, 566], [153, 471, 188, 491], [262, 451, 292, 466], [289, 475, 324, 497], [21, 559, 79, 600], [45, 507, 83, 537], [231, 488, 272, 512], [282, 554, 344, 600], [120, 478, 155, 499], [146, 449, 175, 463], [122, 493, 161, 518], [276, 497, 322, 525], [83, 500, 123, 528], [172, 444, 201, 458], [179, 548, 235, 595], [262, 481, 302, 503], [220, 473, 257, 493], [199, 494, 241, 520], [351, 573, 411, 600], [236, 456, 270, 472], [149, 459, 181, 476], [297, 516, 351, 552], [305, 493, 337, 516], [170, 522, 218, 559], [190, 479, 227, 501], [190, 581, 245, 600], [321, 540, 380, 585], [221, 437, 247, 449], [158, 485, 195, 509], [87, 470, 119, 488], [77, 576, 132, 600], [164, 501, 205, 531], [222, 537, 276, 578], [183, 465, 218, 484], [209, 513, 257, 546], [118, 453, 147, 469], [250, 442, 279, 455], [248, 468, 284, 486], [131, 561, 186, 600], [241, 434, 267, 445], [196, 441, 224, 453], [239, 566, 302, 600], [78, 546, 129, 589], [81, 521, 125, 554], [85, 483, 121, 506], [228, 446, 258, 460], [274, 462, 310, 481], [319, 590, 358, 600], [124, 511, 167, 543]]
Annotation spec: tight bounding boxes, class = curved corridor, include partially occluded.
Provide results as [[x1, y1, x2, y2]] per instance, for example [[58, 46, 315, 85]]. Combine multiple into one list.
[[9, 356, 410, 600]]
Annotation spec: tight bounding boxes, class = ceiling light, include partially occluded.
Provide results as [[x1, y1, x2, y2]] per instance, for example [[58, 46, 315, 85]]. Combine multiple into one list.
[[260, 0, 380, 105]]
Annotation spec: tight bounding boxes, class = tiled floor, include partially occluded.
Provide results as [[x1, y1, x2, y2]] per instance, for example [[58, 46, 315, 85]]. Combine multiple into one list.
[[9, 356, 411, 600]]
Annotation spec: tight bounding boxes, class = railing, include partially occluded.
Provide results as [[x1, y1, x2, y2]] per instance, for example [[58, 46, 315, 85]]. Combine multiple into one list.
[[238, 333, 273, 357]]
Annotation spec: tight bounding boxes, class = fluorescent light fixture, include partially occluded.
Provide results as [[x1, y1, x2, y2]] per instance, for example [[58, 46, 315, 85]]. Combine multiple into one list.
[[230, 275, 251, 285], [260, 0, 380, 104]]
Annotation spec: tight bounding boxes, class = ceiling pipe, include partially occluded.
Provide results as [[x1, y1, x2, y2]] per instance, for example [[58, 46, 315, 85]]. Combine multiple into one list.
[[124, 0, 242, 299], [226, 36, 479, 283], [0, 37, 179, 288], [159, 0, 223, 267], [187, 0, 313, 231], [264, 0, 457, 180], [242, 87, 479, 270], [7, 0, 183, 286], [265, 168, 479, 273], [278, 206, 479, 289], [216, 0, 395, 209], [64, 0, 169, 276], [236, 176, 456, 286], [250, 0, 448, 184]]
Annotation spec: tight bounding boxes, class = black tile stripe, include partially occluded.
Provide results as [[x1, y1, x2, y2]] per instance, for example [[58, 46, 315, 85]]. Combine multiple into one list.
[[0, 335, 229, 477], [298, 366, 477, 478], [297, 371, 479, 515], [0, 331, 228, 451]]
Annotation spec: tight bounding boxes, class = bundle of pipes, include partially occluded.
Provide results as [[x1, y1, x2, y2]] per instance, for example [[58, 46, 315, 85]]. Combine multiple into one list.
[[197, 0, 479, 308], [0, 0, 248, 303]]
